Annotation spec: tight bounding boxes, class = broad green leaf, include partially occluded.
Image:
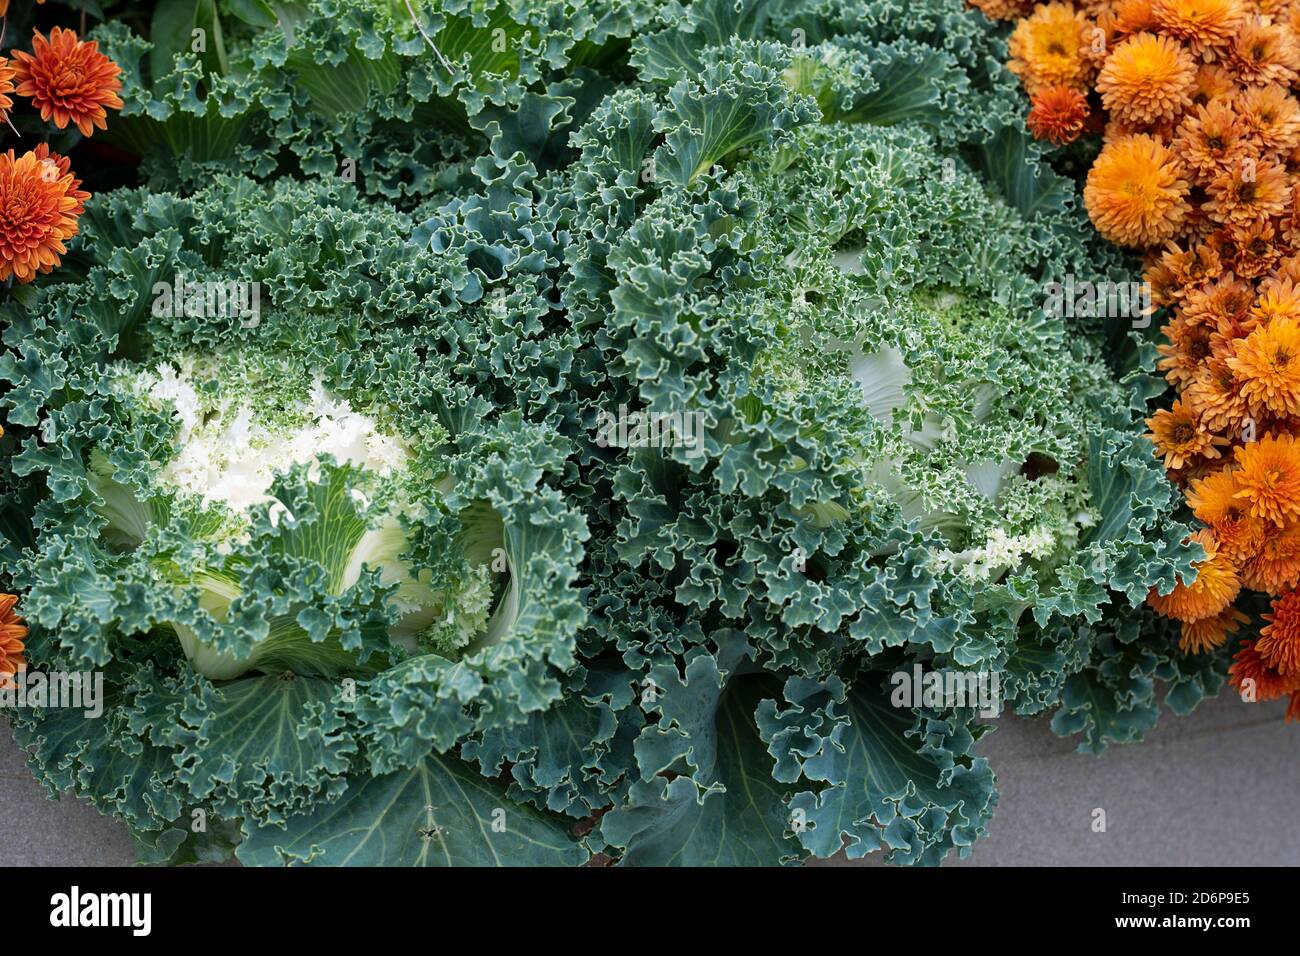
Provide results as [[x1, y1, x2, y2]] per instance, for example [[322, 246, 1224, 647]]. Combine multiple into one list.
[[227, 0, 278, 29], [150, 0, 206, 83], [601, 642, 801, 866], [236, 751, 588, 865], [787, 681, 995, 865], [166, 673, 355, 827], [966, 124, 1074, 221]]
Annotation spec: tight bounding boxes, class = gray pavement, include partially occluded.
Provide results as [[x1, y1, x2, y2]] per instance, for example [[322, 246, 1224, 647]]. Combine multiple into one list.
[[3, 690, 1297, 866]]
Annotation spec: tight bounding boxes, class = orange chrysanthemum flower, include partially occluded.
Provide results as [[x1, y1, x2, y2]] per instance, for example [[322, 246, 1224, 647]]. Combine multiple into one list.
[[1226, 219, 1281, 280], [1228, 317, 1300, 417], [1283, 189, 1300, 248], [1153, 239, 1224, 293], [1144, 257, 1183, 308], [0, 57, 14, 130], [1112, 0, 1163, 37], [1228, 639, 1300, 701], [1196, 231, 1247, 277], [1147, 530, 1242, 622], [1085, 14, 1122, 72], [1209, 313, 1255, 360], [31, 142, 90, 217], [1181, 274, 1254, 326], [1258, 590, 1300, 673], [967, 0, 1036, 20], [1173, 100, 1257, 185], [1271, 255, 1300, 286], [1228, 17, 1300, 86], [1102, 115, 1181, 145], [1189, 64, 1239, 108], [11, 27, 123, 138], [1008, 2, 1093, 95], [1255, 0, 1295, 17], [1232, 431, 1300, 525], [1237, 84, 1300, 154], [1157, 314, 1216, 385], [1147, 398, 1229, 468], [1241, 518, 1300, 592], [1097, 32, 1197, 127], [1084, 134, 1191, 247], [1185, 358, 1252, 432], [1203, 157, 1292, 227], [0, 593, 26, 692], [1251, 276, 1300, 324], [1151, 0, 1246, 58], [0, 147, 86, 283], [1187, 466, 1266, 558], [1026, 85, 1090, 145], [1180, 604, 1249, 653], [1175, 457, 1227, 483]]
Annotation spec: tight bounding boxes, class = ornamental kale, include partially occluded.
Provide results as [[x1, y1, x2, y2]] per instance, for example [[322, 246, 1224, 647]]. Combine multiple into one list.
[[0, 0, 1214, 866]]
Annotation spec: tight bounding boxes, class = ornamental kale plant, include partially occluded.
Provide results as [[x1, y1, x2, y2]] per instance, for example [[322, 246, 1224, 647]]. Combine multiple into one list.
[[0, 0, 1221, 865]]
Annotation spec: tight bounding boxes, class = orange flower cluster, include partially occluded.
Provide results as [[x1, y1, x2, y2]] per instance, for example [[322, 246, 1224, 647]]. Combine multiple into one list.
[[12, 27, 123, 138], [0, 142, 90, 282], [0, 23, 115, 680], [970, 0, 1300, 721], [0, 592, 26, 691], [0, 27, 119, 283]]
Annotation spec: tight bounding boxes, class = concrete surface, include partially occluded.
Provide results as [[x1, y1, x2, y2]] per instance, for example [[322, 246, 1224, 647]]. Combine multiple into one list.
[[948, 692, 1299, 867], [0, 723, 137, 866], [2, 691, 1296, 866]]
